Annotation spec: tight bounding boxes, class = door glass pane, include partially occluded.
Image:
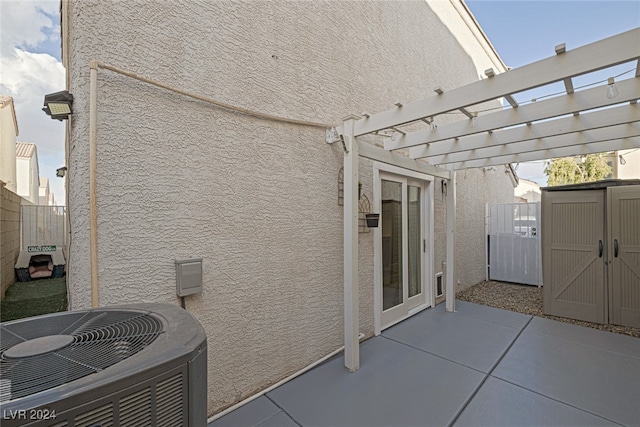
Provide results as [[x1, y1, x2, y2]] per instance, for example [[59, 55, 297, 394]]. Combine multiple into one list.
[[382, 180, 403, 310], [408, 185, 421, 298]]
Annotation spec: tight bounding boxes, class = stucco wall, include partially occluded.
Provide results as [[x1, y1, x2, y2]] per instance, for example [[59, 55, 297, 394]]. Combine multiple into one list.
[[454, 167, 515, 291], [429, 167, 515, 300], [1, 186, 26, 299], [66, 0, 513, 414]]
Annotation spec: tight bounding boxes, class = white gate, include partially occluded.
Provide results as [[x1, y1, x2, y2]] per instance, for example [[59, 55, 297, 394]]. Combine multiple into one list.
[[487, 202, 541, 286], [21, 205, 67, 250]]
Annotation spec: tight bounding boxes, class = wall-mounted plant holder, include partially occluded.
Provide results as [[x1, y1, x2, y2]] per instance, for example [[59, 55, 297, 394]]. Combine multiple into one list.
[[340, 167, 371, 233], [365, 213, 380, 228], [359, 195, 371, 233]]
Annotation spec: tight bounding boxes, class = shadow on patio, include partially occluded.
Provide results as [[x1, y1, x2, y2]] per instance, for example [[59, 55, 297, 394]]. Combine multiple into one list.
[[210, 300, 639, 427]]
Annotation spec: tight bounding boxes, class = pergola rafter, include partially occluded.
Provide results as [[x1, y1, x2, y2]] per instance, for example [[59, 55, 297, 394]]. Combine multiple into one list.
[[415, 105, 640, 164], [385, 78, 640, 152], [433, 127, 640, 167], [450, 137, 640, 170]]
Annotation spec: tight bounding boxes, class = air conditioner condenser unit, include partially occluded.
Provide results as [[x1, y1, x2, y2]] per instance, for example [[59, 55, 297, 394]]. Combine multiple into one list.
[[0, 303, 207, 426]]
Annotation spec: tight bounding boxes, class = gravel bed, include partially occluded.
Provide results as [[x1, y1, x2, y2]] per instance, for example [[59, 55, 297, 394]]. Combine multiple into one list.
[[457, 281, 640, 339]]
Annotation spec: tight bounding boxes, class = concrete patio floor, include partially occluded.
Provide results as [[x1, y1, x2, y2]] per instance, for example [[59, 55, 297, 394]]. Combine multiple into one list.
[[209, 300, 640, 427]]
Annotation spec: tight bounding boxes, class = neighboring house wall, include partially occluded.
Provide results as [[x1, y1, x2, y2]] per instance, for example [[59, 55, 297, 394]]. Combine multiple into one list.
[[15, 142, 39, 205], [65, 0, 514, 414], [515, 178, 542, 203], [429, 0, 505, 78], [0, 96, 18, 193], [39, 177, 51, 205], [0, 186, 29, 299], [615, 149, 640, 179]]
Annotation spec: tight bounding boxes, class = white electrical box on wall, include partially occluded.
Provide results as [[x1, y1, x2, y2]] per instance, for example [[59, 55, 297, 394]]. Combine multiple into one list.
[[176, 258, 203, 297]]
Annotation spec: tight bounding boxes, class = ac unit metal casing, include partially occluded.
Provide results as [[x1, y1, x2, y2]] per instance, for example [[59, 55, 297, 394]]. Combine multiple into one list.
[[0, 303, 207, 426]]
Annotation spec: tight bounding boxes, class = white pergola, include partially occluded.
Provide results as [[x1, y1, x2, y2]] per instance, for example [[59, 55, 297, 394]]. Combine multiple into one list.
[[339, 28, 640, 371]]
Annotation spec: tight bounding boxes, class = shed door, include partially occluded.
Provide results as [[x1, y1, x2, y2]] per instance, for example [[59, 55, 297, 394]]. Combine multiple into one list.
[[543, 190, 606, 323], [608, 185, 640, 328]]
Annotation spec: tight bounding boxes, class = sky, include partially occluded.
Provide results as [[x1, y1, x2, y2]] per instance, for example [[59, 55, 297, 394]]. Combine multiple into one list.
[[465, 0, 640, 185], [0, 1, 638, 201], [1, 0, 65, 204]]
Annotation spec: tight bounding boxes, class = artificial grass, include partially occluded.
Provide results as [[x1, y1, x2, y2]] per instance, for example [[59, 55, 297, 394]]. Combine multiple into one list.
[[1, 277, 67, 322]]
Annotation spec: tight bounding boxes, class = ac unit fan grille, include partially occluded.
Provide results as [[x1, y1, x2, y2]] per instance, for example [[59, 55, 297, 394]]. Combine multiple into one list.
[[1, 310, 164, 401]]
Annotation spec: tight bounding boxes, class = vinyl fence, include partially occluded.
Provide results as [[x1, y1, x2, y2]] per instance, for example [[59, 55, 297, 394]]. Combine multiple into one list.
[[487, 202, 541, 286], [21, 205, 67, 250]]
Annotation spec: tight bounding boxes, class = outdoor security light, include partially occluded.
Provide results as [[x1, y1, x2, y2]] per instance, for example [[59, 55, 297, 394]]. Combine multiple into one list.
[[56, 167, 67, 178], [43, 91, 74, 120]]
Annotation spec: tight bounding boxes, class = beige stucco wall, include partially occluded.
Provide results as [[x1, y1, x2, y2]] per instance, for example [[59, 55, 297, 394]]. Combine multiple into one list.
[[65, 0, 514, 414], [1, 186, 25, 299]]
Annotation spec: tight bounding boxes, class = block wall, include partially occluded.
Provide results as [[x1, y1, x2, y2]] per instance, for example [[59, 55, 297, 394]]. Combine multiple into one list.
[[1, 186, 27, 298]]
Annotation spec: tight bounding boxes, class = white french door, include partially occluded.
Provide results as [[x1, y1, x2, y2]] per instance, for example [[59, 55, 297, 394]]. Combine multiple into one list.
[[378, 171, 431, 330]]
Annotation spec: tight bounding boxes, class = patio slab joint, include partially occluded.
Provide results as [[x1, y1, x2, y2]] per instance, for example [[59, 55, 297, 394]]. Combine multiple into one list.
[[448, 315, 535, 426]]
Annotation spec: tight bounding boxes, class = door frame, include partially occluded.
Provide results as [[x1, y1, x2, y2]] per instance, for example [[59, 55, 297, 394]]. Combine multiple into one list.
[[373, 162, 434, 335]]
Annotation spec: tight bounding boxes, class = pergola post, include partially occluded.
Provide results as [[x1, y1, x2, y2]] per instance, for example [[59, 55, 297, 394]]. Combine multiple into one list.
[[445, 167, 456, 312], [342, 116, 360, 372]]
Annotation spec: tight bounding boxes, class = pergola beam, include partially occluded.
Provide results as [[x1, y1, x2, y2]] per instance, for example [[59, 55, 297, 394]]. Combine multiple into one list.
[[355, 28, 640, 137], [411, 104, 640, 160], [450, 137, 640, 170], [357, 141, 450, 179], [385, 77, 640, 151], [445, 165, 456, 313], [429, 121, 640, 165], [342, 117, 359, 372]]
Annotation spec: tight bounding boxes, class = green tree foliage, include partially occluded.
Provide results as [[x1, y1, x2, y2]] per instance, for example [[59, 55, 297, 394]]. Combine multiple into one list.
[[544, 154, 612, 186]]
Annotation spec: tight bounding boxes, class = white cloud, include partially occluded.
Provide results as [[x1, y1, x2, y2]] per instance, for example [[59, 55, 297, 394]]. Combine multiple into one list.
[[1, 0, 60, 56], [1, 48, 64, 105], [0, 48, 65, 156], [0, 48, 66, 204]]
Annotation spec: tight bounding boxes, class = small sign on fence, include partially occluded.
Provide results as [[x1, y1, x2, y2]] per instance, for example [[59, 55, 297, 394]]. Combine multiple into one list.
[[27, 245, 57, 253]]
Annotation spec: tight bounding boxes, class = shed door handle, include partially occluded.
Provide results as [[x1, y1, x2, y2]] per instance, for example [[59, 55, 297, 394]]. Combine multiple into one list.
[[614, 239, 619, 258], [598, 240, 603, 258]]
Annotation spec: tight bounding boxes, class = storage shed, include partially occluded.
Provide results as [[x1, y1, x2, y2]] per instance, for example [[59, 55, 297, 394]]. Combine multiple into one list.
[[542, 180, 640, 328]]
